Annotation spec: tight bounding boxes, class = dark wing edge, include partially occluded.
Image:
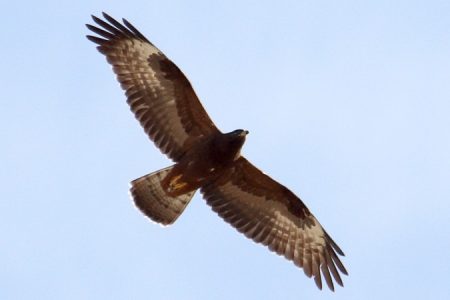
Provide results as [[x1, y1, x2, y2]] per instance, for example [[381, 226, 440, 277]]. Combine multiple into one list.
[[201, 157, 348, 291], [86, 12, 219, 161]]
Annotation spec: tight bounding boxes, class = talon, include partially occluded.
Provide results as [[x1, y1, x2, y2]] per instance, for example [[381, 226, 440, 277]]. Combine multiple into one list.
[[168, 174, 188, 192]]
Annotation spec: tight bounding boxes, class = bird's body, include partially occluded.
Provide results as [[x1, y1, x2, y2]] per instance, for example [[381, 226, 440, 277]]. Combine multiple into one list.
[[87, 13, 348, 291], [162, 129, 248, 198]]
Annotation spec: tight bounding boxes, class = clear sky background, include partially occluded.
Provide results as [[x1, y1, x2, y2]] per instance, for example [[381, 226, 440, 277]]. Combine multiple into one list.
[[1, 1, 449, 299]]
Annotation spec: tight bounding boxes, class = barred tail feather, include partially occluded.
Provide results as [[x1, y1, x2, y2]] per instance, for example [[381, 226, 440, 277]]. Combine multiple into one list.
[[130, 166, 196, 226]]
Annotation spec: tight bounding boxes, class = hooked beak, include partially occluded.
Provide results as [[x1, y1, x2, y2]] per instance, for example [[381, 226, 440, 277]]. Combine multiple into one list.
[[240, 130, 249, 137]]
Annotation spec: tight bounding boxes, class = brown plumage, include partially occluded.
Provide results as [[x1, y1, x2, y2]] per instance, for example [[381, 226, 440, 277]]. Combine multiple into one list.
[[86, 12, 348, 291]]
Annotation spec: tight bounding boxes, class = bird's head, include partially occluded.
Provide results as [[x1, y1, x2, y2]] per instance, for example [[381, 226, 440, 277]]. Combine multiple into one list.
[[230, 129, 249, 138], [227, 129, 249, 145], [219, 129, 249, 160]]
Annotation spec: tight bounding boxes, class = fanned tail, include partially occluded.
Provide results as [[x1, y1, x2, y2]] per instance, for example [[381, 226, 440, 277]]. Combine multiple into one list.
[[130, 166, 196, 225]]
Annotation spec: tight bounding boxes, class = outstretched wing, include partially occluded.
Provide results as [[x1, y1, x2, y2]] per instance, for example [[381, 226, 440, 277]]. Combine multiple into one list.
[[86, 13, 219, 161], [201, 157, 348, 291]]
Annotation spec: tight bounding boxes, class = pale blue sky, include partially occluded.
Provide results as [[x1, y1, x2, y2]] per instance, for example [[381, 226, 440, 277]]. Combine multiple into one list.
[[1, 1, 450, 299]]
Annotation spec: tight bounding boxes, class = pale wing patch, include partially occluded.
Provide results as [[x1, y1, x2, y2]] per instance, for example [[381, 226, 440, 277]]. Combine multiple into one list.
[[105, 39, 190, 157]]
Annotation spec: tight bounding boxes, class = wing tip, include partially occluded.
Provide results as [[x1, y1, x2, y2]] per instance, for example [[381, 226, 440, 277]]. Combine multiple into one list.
[[101, 11, 112, 20], [87, 12, 150, 44], [86, 34, 107, 45]]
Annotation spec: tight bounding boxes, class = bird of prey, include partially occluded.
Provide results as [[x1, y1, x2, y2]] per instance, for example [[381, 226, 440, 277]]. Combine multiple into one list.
[[86, 13, 348, 291]]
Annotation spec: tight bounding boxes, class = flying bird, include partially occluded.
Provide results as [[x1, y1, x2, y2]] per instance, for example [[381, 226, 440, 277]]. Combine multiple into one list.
[[86, 13, 348, 291]]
